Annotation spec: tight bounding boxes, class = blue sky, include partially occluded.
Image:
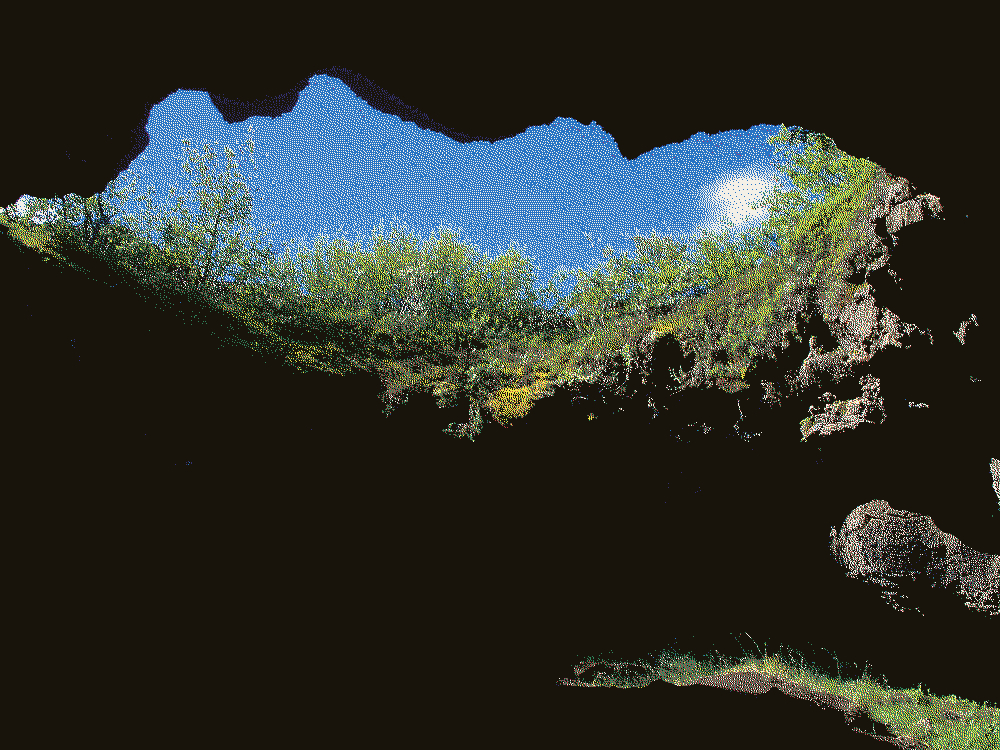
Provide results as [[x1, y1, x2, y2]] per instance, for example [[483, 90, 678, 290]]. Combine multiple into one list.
[[15, 73, 795, 305]]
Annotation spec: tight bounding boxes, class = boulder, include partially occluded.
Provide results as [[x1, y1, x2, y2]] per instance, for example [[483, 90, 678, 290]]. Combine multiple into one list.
[[829, 499, 999, 617]]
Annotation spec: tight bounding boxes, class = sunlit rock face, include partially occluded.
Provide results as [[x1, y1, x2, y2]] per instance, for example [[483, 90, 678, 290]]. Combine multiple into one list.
[[829, 499, 999, 617]]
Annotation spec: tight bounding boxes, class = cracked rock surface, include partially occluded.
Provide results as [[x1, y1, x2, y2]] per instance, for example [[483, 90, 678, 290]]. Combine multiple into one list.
[[829, 499, 999, 617]]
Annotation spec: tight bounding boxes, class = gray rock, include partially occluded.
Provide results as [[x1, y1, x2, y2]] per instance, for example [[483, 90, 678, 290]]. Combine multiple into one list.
[[829, 499, 999, 617]]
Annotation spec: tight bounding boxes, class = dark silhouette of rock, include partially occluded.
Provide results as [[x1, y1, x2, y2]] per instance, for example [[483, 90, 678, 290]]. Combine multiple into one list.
[[829, 499, 999, 617]]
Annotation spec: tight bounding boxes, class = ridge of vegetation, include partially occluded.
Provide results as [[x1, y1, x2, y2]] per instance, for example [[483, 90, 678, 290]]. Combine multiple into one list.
[[3, 125, 895, 440], [560, 640, 999, 750]]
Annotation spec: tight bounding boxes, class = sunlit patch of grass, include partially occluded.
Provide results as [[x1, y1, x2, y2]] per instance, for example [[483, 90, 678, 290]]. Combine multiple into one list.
[[616, 639, 1000, 750]]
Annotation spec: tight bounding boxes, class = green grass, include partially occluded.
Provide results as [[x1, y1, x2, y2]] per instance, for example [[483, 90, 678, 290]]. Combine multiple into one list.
[[566, 639, 998, 750]]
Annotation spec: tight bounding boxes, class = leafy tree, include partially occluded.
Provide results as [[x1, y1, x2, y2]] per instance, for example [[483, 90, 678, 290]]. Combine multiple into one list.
[[280, 233, 369, 315], [267, 221, 443, 359], [413, 229, 543, 363], [122, 126, 283, 297], [678, 224, 765, 292], [559, 251, 635, 332], [350, 223, 433, 342], [323, 224, 544, 360], [16, 130, 303, 341]]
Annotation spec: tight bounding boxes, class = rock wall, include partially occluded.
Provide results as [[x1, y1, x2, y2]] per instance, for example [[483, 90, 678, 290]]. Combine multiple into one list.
[[792, 169, 941, 439]]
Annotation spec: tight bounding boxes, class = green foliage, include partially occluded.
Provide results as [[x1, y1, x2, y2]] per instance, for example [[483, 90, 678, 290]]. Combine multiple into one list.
[[3, 122, 897, 441], [542, 230, 711, 333], [120, 126, 282, 295], [648, 226, 787, 388], [745, 125, 878, 287], [274, 222, 544, 357], [274, 220, 556, 419], [781, 128, 877, 321]]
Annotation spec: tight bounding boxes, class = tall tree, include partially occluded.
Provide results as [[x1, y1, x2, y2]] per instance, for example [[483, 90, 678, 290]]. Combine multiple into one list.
[[121, 125, 284, 297]]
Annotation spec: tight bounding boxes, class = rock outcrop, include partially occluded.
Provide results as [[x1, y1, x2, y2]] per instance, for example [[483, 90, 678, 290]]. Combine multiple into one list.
[[787, 171, 941, 439], [829, 499, 999, 617], [611, 166, 948, 446], [799, 374, 885, 441]]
